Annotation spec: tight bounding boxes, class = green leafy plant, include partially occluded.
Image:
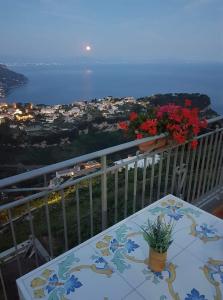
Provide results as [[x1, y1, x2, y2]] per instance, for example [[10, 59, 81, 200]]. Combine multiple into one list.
[[141, 216, 174, 253]]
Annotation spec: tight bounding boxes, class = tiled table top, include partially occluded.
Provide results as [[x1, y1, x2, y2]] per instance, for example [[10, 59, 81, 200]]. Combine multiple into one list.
[[17, 195, 223, 300]]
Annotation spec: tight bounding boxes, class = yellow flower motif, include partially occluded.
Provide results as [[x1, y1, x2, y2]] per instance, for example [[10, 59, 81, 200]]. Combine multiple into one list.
[[33, 288, 45, 298], [161, 199, 183, 208], [101, 249, 110, 256], [168, 199, 176, 205], [31, 277, 46, 288], [41, 269, 53, 279], [96, 241, 109, 249], [103, 235, 112, 242]]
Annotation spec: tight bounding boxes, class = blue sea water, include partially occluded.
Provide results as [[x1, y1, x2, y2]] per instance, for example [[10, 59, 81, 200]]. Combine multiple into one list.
[[7, 63, 223, 114]]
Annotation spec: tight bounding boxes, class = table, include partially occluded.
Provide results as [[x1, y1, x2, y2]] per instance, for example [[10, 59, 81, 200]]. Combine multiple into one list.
[[17, 195, 223, 300]]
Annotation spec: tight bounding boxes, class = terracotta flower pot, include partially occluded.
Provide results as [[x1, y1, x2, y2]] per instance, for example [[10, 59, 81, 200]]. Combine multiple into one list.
[[139, 137, 167, 153], [148, 248, 167, 272]]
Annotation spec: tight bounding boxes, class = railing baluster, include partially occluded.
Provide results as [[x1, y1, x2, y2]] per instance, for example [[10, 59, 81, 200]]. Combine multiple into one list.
[[133, 161, 138, 213], [0, 265, 8, 300], [101, 155, 107, 230], [124, 165, 129, 218], [157, 152, 163, 200], [216, 132, 223, 186], [182, 144, 191, 199], [43, 175, 53, 258], [114, 169, 118, 223], [211, 132, 222, 190], [219, 166, 223, 186], [164, 149, 171, 195], [8, 208, 22, 276], [186, 145, 197, 202], [191, 138, 203, 202], [207, 132, 219, 192], [196, 136, 208, 200], [76, 187, 81, 244], [201, 133, 213, 196], [171, 147, 179, 194], [149, 155, 155, 203], [89, 179, 93, 237], [177, 144, 185, 197], [60, 189, 68, 251], [141, 158, 147, 208], [27, 202, 39, 267]]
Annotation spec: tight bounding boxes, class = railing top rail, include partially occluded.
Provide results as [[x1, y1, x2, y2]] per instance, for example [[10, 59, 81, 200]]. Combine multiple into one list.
[[0, 115, 222, 189]]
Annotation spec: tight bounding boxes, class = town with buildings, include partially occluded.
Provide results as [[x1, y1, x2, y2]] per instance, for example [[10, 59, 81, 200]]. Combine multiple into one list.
[[0, 96, 149, 147], [0, 93, 217, 148]]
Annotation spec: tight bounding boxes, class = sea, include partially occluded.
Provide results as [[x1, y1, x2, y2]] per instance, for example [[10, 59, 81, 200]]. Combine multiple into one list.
[[6, 63, 223, 114]]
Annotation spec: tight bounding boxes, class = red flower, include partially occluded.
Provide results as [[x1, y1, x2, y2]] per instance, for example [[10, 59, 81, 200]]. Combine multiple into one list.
[[136, 133, 143, 139], [191, 123, 200, 135], [119, 121, 128, 131], [185, 99, 192, 107], [173, 132, 186, 144], [190, 140, 198, 149], [157, 104, 180, 119], [200, 119, 208, 129], [139, 119, 158, 136], [129, 112, 138, 121], [148, 127, 157, 136], [140, 119, 157, 131]]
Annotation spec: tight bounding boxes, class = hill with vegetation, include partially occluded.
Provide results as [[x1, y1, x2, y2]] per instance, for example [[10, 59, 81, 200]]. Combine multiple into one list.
[[0, 64, 27, 98]]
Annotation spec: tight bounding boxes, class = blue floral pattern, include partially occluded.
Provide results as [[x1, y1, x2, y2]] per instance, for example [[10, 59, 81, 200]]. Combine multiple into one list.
[[149, 199, 201, 222], [125, 239, 139, 253], [63, 275, 82, 295], [45, 273, 82, 295], [195, 223, 217, 238], [29, 253, 113, 299], [185, 288, 207, 300], [96, 224, 140, 273], [166, 205, 184, 220]]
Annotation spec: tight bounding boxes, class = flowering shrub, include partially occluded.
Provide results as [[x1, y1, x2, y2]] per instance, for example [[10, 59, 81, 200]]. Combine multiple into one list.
[[119, 99, 207, 149]]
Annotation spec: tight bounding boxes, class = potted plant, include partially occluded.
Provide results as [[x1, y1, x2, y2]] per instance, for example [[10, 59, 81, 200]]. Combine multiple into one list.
[[142, 216, 174, 272], [119, 99, 207, 152], [119, 108, 167, 152]]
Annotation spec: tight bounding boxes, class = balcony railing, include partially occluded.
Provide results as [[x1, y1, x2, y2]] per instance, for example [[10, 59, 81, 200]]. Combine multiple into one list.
[[0, 115, 223, 300]]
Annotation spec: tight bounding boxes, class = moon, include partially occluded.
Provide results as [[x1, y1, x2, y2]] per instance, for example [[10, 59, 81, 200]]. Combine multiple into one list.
[[85, 45, 91, 52]]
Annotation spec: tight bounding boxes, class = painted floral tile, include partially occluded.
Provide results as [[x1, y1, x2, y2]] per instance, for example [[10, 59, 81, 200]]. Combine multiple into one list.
[[136, 249, 215, 300], [21, 244, 132, 300], [200, 257, 223, 299], [91, 220, 183, 288], [132, 196, 219, 250], [186, 219, 223, 264]]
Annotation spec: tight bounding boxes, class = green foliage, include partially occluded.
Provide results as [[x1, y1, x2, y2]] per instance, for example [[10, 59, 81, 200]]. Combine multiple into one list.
[[142, 216, 174, 253]]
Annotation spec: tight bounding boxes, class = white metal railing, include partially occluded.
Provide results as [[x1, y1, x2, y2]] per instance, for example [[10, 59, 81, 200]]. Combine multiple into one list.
[[0, 115, 223, 299]]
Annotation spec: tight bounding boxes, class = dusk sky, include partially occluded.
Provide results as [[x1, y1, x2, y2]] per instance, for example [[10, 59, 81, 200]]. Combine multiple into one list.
[[1, 0, 223, 63]]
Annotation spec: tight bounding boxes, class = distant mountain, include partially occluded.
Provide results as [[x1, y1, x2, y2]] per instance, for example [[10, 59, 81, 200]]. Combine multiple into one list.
[[0, 64, 28, 98]]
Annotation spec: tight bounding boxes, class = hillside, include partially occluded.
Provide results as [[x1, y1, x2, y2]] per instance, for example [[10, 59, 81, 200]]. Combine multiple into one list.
[[0, 64, 27, 98], [138, 93, 211, 110]]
